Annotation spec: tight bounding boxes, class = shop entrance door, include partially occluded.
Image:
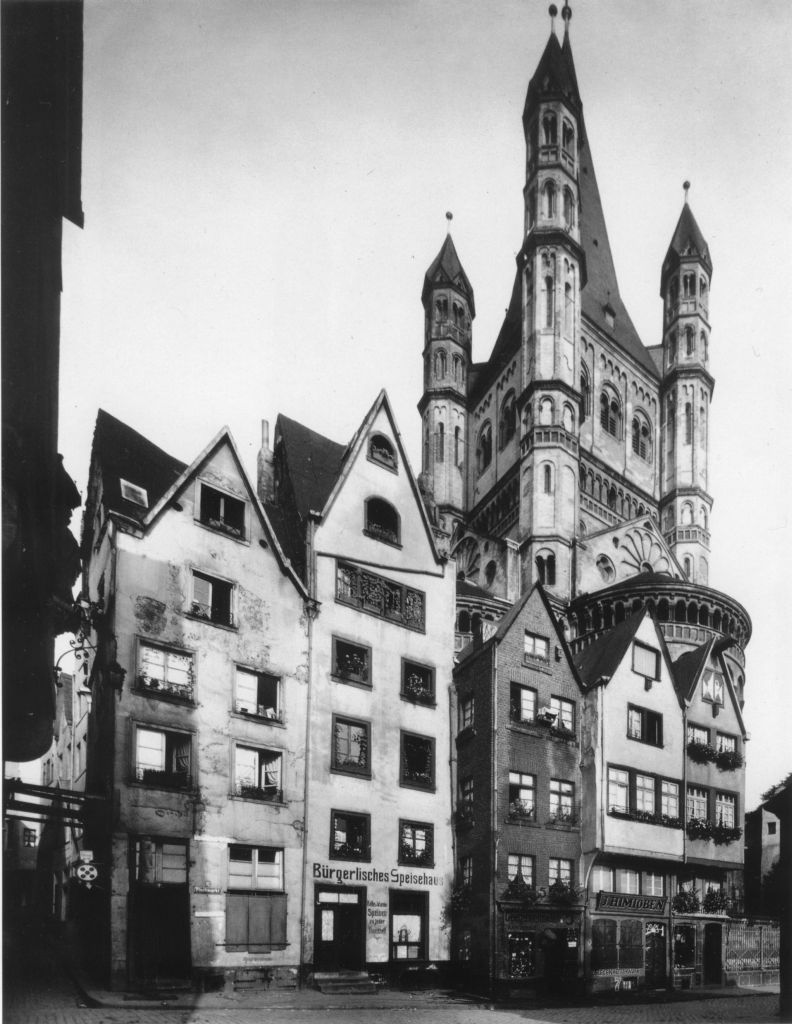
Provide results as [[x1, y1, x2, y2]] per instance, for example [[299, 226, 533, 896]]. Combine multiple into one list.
[[129, 838, 191, 984], [314, 887, 366, 971], [644, 922, 667, 988], [703, 923, 723, 984]]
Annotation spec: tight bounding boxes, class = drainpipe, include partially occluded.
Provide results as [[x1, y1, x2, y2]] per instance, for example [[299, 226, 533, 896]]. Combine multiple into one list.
[[490, 641, 498, 1002]]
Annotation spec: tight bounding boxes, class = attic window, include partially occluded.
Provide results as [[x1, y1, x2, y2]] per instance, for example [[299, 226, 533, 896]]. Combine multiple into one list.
[[368, 434, 397, 471], [120, 479, 148, 507], [199, 484, 246, 539], [632, 642, 659, 681]]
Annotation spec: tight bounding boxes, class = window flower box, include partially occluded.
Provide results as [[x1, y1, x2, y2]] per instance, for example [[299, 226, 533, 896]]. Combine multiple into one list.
[[509, 800, 536, 821], [687, 740, 717, 765], [672, 889, 701, 915], [715, 749, 743, 772]]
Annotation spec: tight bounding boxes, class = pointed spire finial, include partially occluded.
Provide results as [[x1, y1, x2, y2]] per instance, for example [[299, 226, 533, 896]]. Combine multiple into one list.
[[445, 211, 453, 234], [549, 4, 558, 33], [561, 2, 572, 31], [683, 180, 691, 204]]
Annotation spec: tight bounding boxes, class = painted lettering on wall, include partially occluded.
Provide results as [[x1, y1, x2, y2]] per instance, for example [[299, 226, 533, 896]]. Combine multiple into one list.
[[367, 899, 388, 936], [312, 862, 443, 887]]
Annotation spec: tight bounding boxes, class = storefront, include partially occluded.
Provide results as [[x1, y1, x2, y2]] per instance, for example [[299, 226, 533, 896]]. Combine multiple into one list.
[[588, 891, 669, 993], [497, 901, 583, 998]]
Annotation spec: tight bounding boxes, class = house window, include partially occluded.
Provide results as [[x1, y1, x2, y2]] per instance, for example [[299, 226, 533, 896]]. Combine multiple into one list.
[[23, 828, 37, 848], [661, 780, 680, 818], [510, 683, 537, 724], [460, 856, 473, 887], [135, 727, 191, 788], [368, 433, 397, 470], [132, 838, 188, 884], [633, 642, 660, 680], [631, 416, 652, 461], [138, 642, 194, 700], [335, 561, 425, 632], [550, 696, 575, 732], [332, 716, 370, 776], [549, 858, 572, 886], [235, 667, 280, 720], [768, 822, 777, 836], [402, 659, 435, 705], [191, 570, 234, 627], [400, 732, 434, 789], [226, 847, 287, 951], [229, 845, 284, 891], [702, 670, 724, 705], [460, 776, 474, 810], [399, 821, 434, 867], [331, 637, 370, 685], [477, 422, 493, 474], [716, 734, 736, 754], [599, 391, 621, 437], [608, 768, 629, 813], [524, 631, 549, 661], [627, 704, 663, 746], [234, 746, 283, 801], [507, 854, 534, 886], [716, 793, 736, 828], [508, 771, 535, 819], [120, 479, 148, 507], [687, 785, 708, 821], [644, 871, 665, 896], [635, 774, 656, 814], [330, 810, 370, 860], [592, 866, 614, 892], [199, 483, 246, 539], [364, 497, 400, 546], [687, 723, 709, 746], [549, 779, 574, 822], [459, 694, 475, 731], [615, 868, 640, 894]]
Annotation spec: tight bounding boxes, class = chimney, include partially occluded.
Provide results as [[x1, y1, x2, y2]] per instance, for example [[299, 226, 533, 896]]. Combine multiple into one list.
[[257, 420, 275, 505]]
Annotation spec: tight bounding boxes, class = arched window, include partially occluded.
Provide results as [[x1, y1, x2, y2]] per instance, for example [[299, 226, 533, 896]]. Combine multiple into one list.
[[539, 397, 554, 425], [536, 551, 556, 586], [685, 326, 695, 356], [562, 404, 574, 432], [683, 556, 692, 580], [527, 187, 537, 229], [563, 187, 575, 228], [562, 119, 574, 153], [452, 355, 461, 382], [607, 486, 617, 511], [631, 414, 652, 461], [543, 463, 553, 494], [701, 332, 708, 361], [434, 350, 447, 378], [700, 506, 708, 530], [580, 365, 591, 421], [499, 392, 516, 448], [435, 422, 444, 462], [542, 113, 557, 145], [564, 281, 573, 334], [454, 426, 462, 466], [477, 422, 492, 474], [666, 396, 675, 451], [485, 560, 497, 586], [369, 433, 397, 470], [699, 277, 708, 299], [543, 180, 556, 218], [683, 273, 695, 298], [423, 429, 429, 469], [668, 330, 677, 363], [596, 555, 615, 582], [599, 390, 621, 437], [681, 502, 693, 525], [365, 497, 400, 545], [544, 276, 555, 327], [670, 277, 679, 304], [457, 610, 471, 634], [700, 404, 707, 447], [684, 403, 692, 445], [434, 297, 448, 322]]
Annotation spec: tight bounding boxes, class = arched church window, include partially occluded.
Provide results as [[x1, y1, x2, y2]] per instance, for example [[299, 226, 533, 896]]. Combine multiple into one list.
[[607, 486, 617, 511], [499, 392, 516, 448], [670, 277, 679, 305], [684, 403, 692, 445], [562, 119, 574, 153], [435, 297, 448, 321], [435, 422, 444, 463], [564, 281, 574, 334], [458, 610, 471, 633], [580, 365, 591, 421], [536, 551, 556, 586], [539, 397, 554, 425], [683, 273, 695, 298], [599, 389, 621, 438], [700, 404, 707, 448], [434, 349, 447, 378], [631, 414, 652, 461], [543, 180, 556, 218], [477, 422, 492, 474], [453, 303, 464, 327], [544, 276, 554, 327], [666, 395, 675, 451], [700, 505, 708, 530], [365, 497, 400, 546], [527, 188, 537, 230], [681, 502, 693, 525], [699, 277, 708, 298], [542, 463, 553, 495], [485, 560, 497, 586], [454, 426, 462, 466], [683, 556, 692, 580], [685, 326, 695, 356], [542, 113, 557, 145], [369, 434, 397, 470], [452, 355, 461, 381], [562, 404, 574, 432], [701, 332, 708, 361], [563, 187, 575, 229]]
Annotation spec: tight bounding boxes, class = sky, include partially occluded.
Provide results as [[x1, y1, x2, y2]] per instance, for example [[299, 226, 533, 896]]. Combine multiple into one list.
[[59, 0, 792, 809]]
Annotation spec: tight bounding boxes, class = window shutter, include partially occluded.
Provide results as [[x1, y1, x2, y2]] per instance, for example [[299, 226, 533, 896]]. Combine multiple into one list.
[[271, 894, 287, 944], [226, 894, 248, 951], [248, 894, 288, 949]]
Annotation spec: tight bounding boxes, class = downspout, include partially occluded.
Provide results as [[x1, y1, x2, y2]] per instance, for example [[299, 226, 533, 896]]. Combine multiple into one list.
[[490, 640, 498, 1002], [298, 516, 319, 987]]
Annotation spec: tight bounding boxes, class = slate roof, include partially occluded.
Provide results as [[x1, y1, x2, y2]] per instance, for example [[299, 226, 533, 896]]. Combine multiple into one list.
[[672, 638, 715, 703], [275, 414, 346, 521], [525, 29, 581, 112], [665, 202, 711, 275], [422, 233, 475, 317], [92, 409, 186, 524], [573, 610, 645, 690]]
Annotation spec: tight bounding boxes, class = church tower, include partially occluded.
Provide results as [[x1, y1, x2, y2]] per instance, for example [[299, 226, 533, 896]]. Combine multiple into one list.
[[659, 191, 714, 585], [419, 228, 474, 534], [517, 4, 585, 601]]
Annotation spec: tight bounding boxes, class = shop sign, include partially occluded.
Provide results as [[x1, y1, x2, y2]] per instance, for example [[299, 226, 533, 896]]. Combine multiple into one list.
[[367, 899, 388, 936], [597, 892, 666, 914], [193, 885, 223, 894], [312, 862, 443, 887]]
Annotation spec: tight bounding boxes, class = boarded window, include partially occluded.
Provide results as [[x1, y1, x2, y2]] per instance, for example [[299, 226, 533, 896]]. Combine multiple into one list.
[[592, 919, 617, 970], [226, 893, 287, 951]]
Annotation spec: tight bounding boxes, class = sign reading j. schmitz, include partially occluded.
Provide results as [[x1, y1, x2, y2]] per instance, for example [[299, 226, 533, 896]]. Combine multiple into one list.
[[313, 862, 443, 887]]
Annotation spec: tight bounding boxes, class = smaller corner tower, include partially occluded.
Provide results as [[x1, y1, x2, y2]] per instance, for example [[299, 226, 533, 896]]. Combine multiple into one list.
[[659, 184, 714, 585], [517, 3, 586, 602], [419, 221, 474, 534]]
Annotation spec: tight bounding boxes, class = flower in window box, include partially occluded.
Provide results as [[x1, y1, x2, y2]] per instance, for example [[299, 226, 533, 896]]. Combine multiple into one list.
[[672, 889, 701, 915], [547, 880, 578, 906], [509, 799, 535, 820], [686, 740, 717, 765], [504, 874, 538, 904], [686, 817, 714, 842], [702, 888, 729, 914], [715, 749, 743, 772], [404, 673, 432, 702], [712, 823, 742, 846]]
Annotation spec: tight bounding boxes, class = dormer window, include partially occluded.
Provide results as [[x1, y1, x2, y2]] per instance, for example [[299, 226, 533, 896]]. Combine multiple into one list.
[[120, 479, 148, 507], [364, 497, 400, 546], [199, 483, 246, 539], [368, 434, 397, 471]]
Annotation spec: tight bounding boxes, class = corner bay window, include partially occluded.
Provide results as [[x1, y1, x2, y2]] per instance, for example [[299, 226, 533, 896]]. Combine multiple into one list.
[[235, 746, 282, 801], [400, 732, 434, 789], [138, 642, 194, 700], [336, 561, 425, 632], [331, 810, 370, 860], [235, 667, 280, 719], [190, 570, 234, 627], [226, 845, 286, 952], [399, 821, 434, 866], [199, 483, 245, 539], [135, 727, 191, 788], [332, 716, 370, 776]]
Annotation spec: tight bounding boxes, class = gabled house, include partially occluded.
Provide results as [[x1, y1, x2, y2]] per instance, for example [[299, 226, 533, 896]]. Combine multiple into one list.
[[451, 584, 583, 997], [79, 410, 311, 990], [260, 390, 456, 981]]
